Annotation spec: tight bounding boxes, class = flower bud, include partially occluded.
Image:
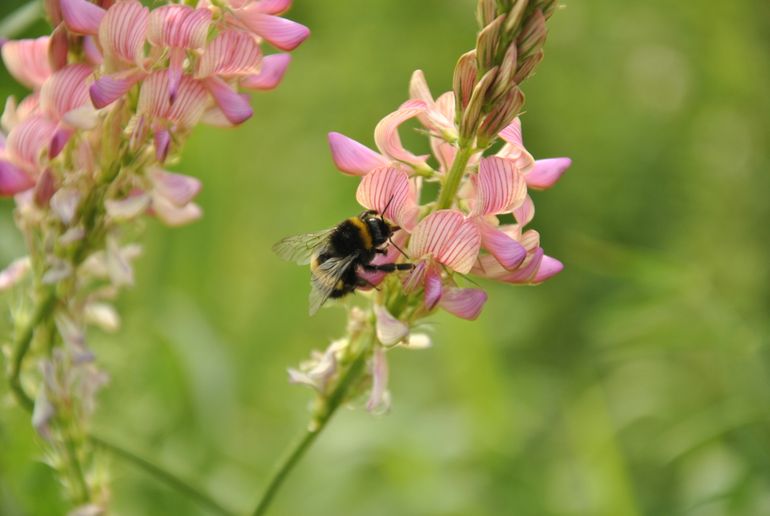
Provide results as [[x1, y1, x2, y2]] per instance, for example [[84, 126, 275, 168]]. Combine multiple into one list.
[[459, 66, 497, 141], [487, 42, 517, 102], [512, 49, 543, 84], [452, 50, 478, 118], [476, 0, 497, 28], [504, 0, 530, 34], [517, 9, 547, 59], [476, 14, 505, 72], [477, 86, 524, 147]]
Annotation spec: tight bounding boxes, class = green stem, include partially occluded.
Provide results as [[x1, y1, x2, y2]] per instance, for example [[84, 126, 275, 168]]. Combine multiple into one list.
[[436, 143, 475, 210], [252, 337, 372, 516], [0, 1, 43, 39], [90, 436, 236, 516], [63, 426, 90, 504], [9, 288, 56, 411]]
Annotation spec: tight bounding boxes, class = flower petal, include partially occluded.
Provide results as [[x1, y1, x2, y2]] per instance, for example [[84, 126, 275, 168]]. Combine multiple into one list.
[[50, 187, 81, 224], [0, 256, 31, 290], [154, 129, 170, 162], [202, 77, 253, 125], [240, 53, 291, 90], [138, 71, 209, 127], [60, 0, 105, 35], [408, 210, 480, 274], [423, 265, 442, 310], [355, 166, 418, 230], [149, 166, 201, 206], [373, 99, 429, 166], [502, 247, 544, 284], [533, 255, 563, 283], [40, 64, 93, 121], [1, 37, 52, 89], [89, 71, 144, 109], [49, 126, 73, 158], [527, 158, 571, 190], [327, 131, 388, 176], [233, 9, 309, 51], [105, 193, 151, 220], [366, 346, 390, 413], [147, 5, 212, 49], [5, 115, 57, 171], [250, 0, 293, 15], [513, 194, 534, 226], [472, 156, 527, 216], [99, 0, 148, 65], [374, 304, 408, 346], [0, 160, 34, 196], [151, 195, 202, 226], [477, 221, 526, 269], [197, 30, 262, 78], [82, 36, 103, 65], [439, 287, 487, 320]]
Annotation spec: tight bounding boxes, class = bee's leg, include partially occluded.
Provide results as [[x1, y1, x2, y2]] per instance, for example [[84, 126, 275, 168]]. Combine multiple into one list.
[[374, 248, 388, 255], [362, 263, 414, 272], [357, 276, 381, 291]]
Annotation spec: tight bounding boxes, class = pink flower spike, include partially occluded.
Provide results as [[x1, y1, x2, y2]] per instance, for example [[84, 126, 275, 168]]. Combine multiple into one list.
[[149, 167, 201, 206], [60, 0, 105, 35], [202, 77, 253, 125], [439, 287, 487, 320], [374, 99, 429, 167], [240, 53, 291, 90], [197, 30, 262, 79], [0, 160, 34, 196], [472, 156, 527, 216], [99, 0, 148, 66], [356, 166, 418, 230], [533, 255, 563, 283], [147, 6, 212, 50], [89, 71, 144, 109], [1, 37, 52, 89], [327, 132, 388, 176], [477, 222, 526, 269], [374, 304, 408, 346], [234, 9, 309, 51], [154, 130, 170, 162], [527, 158, 571, 190], [408, 210, 481, 274]]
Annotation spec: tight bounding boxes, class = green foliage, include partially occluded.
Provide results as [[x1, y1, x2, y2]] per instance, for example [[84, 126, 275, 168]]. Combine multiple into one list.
[[1, 0, 769, 514]]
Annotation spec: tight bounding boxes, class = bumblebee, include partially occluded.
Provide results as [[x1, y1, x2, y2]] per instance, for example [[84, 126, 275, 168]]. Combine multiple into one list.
[[273, 210, 413, 315]]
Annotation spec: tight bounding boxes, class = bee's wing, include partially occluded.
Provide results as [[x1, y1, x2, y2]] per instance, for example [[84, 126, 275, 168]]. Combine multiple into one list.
[[308, 253, 358, 316], [272, 228, 335, 265]]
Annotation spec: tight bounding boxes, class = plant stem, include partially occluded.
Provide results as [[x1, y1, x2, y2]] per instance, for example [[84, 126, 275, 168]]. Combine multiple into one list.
[[436, 143, 474, 210], [9, 288, 56, 411], [90, 436, 236, 516], [252, 338, 372, 516], [0, 1, 43, 39]]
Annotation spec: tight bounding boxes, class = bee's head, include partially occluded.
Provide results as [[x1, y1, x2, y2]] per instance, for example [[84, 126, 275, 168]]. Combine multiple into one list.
[[359, 209, 399, 247]]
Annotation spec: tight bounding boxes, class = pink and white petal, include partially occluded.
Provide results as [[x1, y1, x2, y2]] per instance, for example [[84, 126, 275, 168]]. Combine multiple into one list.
[[49, 126, 73, 158], [0, 160, 34, 196], [423, 265, 442, 310], [62, 105, 98, 130], [234, 9, 309, 51], [147, 6, 212, 49], [0, 256, 31, 290], [477, 221, 526, 269], [1, 37, 52, 89], [430, 136, 456, 174], [48, 25, 68, 71], [240, 53, 291, 90], [328, 132, 388, 176], [513, 194, 535, 226], [527, 158, 571, 190], [374, 304, 408, 346], [202, 77, 253, 125], [502, 247, 544, 284], [472, 156, 527, 216], [138, 72, 209, 128], [409, 69, 433, 104], [104, 193, 150, 220], [366, 346, 389, 413], [373, 99, 429, 166], [499, 118, 523, 146], [251, 0, 292, 15], [82, 36, 103, 66], [355, 166, 417, 229], [60, 0, 105, 35], [6, 115, 57, 170], [89, 71, 144, 109], [409, 209, 463, 261], [166, 48, 185, 103], [40, 64, 93, 121], [200, 106, 233, 128], [437, 217, 481, 274], [434, 91, 456, 125], [439, 287, 487, 320], [49, 187, 81, 224], [99, 0, 148, 64], [151, 195, 202, 226], [402, 258, 426, 293], [197, 30, 262, 78], [149, 166, 201, 206], [532, 255, 563, 283], [154, 129, 170, 162]]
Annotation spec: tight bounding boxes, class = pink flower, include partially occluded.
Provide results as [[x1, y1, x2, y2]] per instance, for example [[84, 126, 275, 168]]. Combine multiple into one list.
[[1, 37, 52, 90], [225, 0, 310, 52], [497, 118, 571, 190]]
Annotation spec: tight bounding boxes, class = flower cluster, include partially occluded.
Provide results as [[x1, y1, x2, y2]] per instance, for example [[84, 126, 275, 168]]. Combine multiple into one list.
[[0, 0, 308, 509], [290, 0, 568, 417]]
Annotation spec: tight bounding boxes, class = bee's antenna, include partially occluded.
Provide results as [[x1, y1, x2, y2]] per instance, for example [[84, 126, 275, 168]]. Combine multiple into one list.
[[380, 195, 396, 219]]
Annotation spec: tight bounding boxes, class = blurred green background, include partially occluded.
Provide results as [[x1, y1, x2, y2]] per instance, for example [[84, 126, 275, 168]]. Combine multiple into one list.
[[2, 0, 770, 514]]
